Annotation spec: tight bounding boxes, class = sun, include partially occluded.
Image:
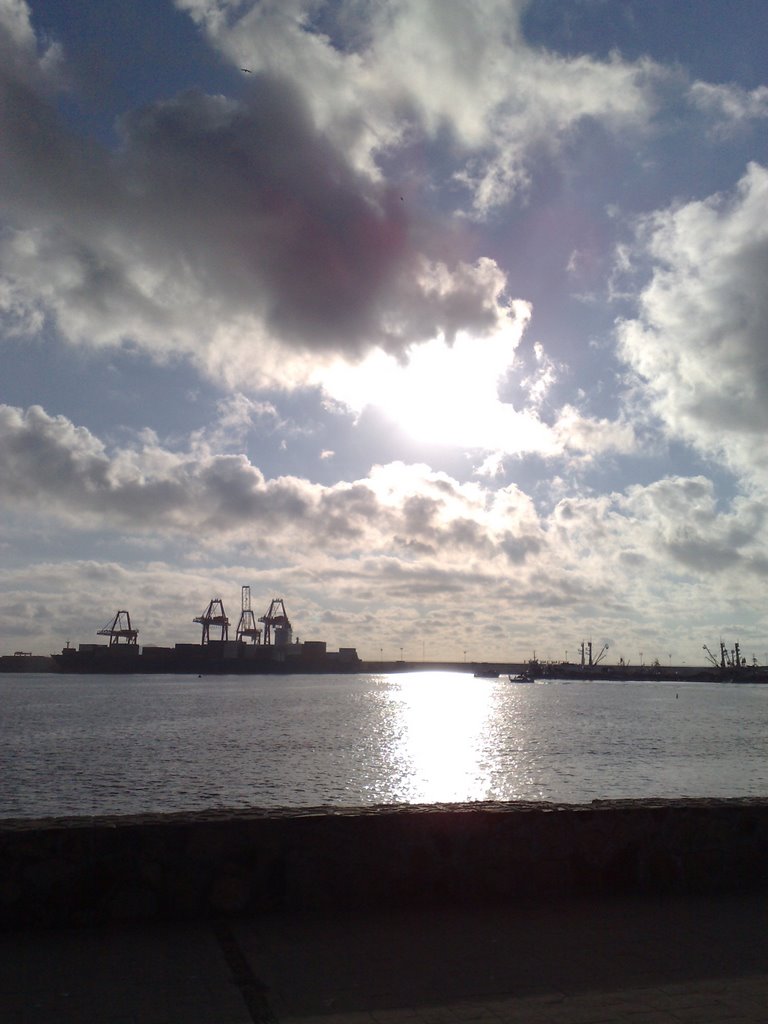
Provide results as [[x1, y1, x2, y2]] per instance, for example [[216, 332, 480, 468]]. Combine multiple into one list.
[[318, 321, 556, 455]]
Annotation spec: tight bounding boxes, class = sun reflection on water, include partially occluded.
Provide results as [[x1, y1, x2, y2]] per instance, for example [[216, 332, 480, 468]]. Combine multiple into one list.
[[384, 672, 498, 802]]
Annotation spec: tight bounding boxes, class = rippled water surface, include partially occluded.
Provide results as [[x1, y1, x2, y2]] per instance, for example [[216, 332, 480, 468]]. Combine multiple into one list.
[[2, 671, 768, 817]]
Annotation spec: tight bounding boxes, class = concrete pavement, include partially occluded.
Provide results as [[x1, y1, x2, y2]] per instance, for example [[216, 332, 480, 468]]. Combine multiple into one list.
[[3, 893, 768, 1022], [0, 923, 252, 1023]]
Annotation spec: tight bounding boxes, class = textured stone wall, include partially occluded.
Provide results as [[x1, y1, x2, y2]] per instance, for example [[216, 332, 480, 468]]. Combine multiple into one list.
[[2, 799, 768, 928]]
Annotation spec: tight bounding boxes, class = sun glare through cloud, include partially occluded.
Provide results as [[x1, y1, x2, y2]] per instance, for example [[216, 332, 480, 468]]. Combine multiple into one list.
[[319, 305, 556, 455]]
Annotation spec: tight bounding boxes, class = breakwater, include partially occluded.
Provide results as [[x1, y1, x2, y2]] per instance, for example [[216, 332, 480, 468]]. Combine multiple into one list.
[[3, 799, 768, 929]]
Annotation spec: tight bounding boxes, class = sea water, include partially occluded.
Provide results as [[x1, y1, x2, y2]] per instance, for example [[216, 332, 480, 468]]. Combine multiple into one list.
[[2, 671, 768, 818]]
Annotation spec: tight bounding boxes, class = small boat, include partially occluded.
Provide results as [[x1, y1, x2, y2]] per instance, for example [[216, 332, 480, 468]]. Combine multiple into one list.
[[508, 673, 534, 683]]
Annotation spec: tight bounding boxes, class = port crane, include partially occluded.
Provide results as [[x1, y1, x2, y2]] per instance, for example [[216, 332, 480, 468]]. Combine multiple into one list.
[[259, 598, 292, 645], [97, 610, 138, 646], [578, 641, 608, 667], [235, 586, 262, 644], [703, 641, 745, 671], [194, 598, 229, 644], [703, 643, 724, 668]]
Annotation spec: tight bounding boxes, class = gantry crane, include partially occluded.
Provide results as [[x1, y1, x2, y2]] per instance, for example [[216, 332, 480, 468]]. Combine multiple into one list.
[[97, 610, 138, 646], [259, 598, 292, 646], [194, 598, 229, 644], [235, 585, 262, 644]]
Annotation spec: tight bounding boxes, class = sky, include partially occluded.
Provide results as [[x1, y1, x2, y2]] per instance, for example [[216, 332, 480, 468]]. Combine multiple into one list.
[[2, 0, 768, 665]]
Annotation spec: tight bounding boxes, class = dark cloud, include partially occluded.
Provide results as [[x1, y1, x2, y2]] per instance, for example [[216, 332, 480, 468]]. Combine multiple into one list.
[[0, 404, 308, 531], [0, 5, 512, 380], [0, 402, 560, 573], [499, 531, 541, 564], [0, 405, 505, 560], [317, 484, 380, 541], [401, 494, 439, 534], [118, 79, 417, 353]]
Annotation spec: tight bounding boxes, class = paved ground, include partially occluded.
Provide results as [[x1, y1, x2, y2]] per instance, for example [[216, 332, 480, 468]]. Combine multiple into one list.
[[0, 923, 250, 1023], [2, 893, 768, 1022]]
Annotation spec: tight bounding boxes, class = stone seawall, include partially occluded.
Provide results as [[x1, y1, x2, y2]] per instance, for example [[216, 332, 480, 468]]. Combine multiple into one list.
[[2, 799, 768, 929]]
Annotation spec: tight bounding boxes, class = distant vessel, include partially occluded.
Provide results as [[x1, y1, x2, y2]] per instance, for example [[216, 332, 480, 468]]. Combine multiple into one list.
[[52, 589, 361, 675], [702, 641, 768, 684], [518, 639, 768, 684]]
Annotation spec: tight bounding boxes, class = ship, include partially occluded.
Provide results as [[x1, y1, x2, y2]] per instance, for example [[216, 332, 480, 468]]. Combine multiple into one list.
[[509, 640, 768, 684], [51, 590, 362, 675], [701, 641, 768, 684]]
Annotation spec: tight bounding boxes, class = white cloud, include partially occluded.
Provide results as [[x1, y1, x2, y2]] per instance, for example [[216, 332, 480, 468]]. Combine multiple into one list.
[[618, 476, 768, 575], [189, 394, 280, 454], [552, 405, 637, 459], [618, 162, 768, 483], [177, 0, 661, 215], [690, 81, 768, 134], [0, 0, 61, 83], [517, 341, 559, 410], [473, 452, 506, 479], [547, 474, 768, 653]]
